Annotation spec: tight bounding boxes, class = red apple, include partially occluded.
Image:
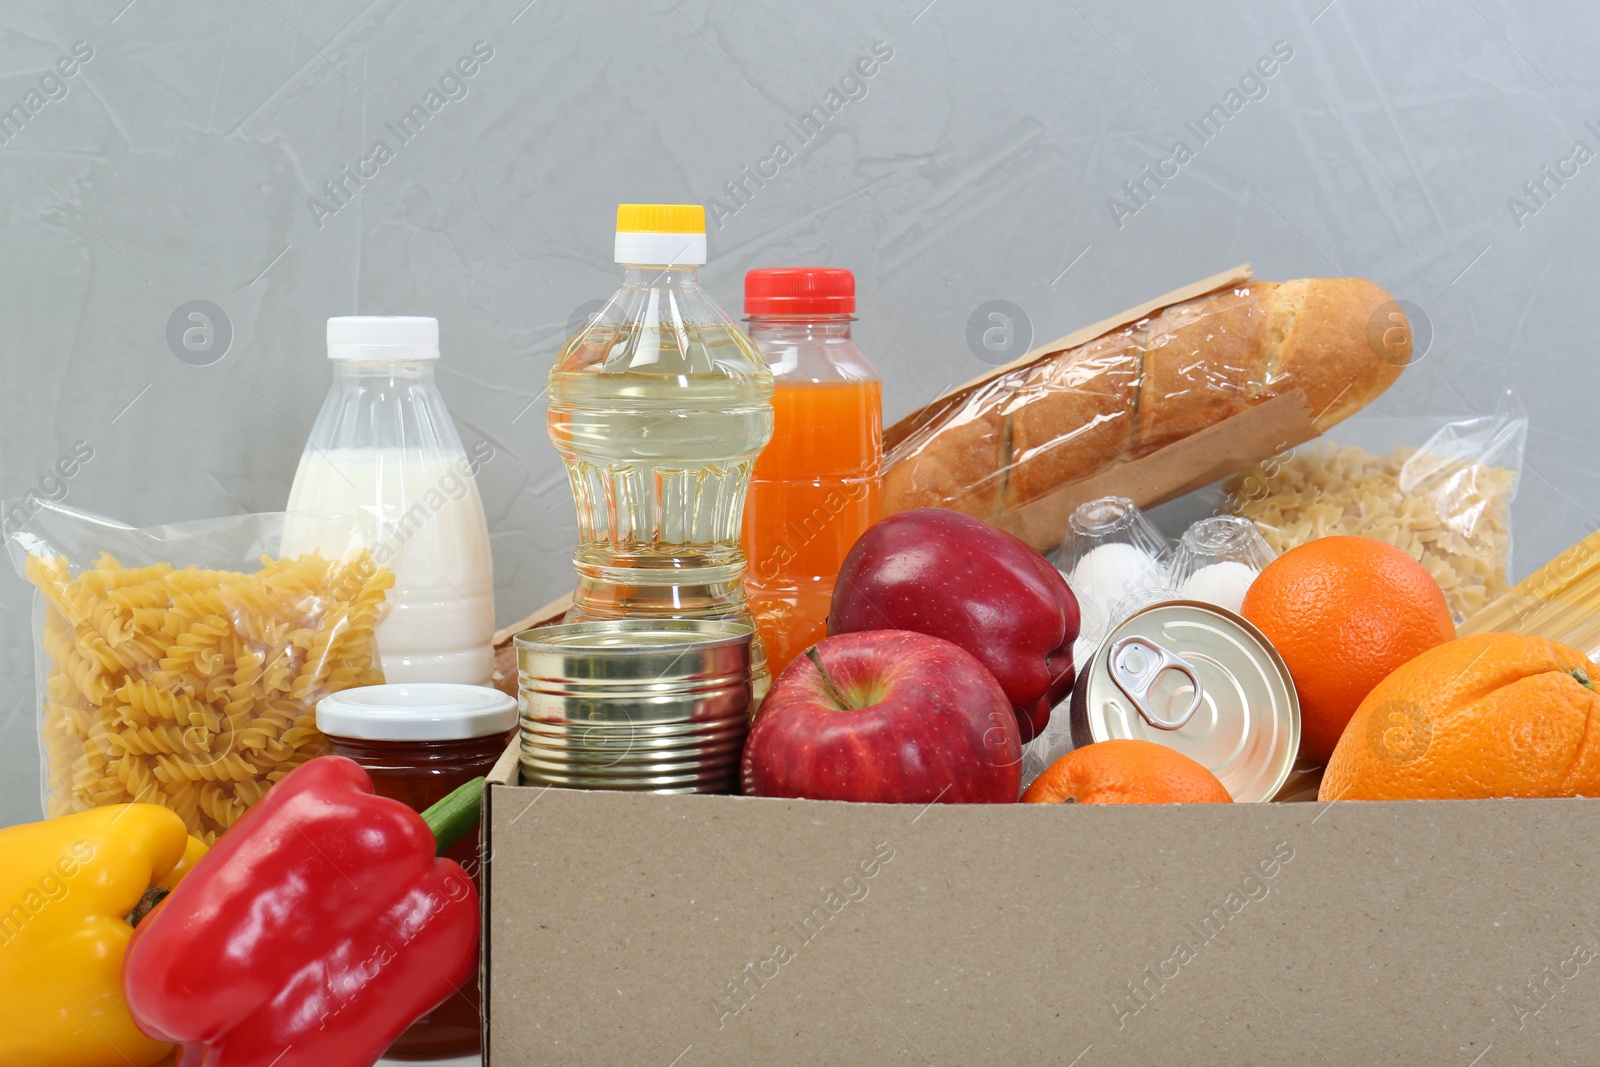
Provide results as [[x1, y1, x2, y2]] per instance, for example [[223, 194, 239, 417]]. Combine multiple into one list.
[[829, 508, 1080, 743], [742, 630, 1021, 804]]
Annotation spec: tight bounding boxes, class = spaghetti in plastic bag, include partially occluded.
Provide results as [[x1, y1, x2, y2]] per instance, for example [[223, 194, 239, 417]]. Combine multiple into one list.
[[5, 501, 393, 841]]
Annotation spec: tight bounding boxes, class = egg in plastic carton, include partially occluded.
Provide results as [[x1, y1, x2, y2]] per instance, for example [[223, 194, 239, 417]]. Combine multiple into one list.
[[1052, 495, 1173, 644], [1170, 515, 1277, 614]]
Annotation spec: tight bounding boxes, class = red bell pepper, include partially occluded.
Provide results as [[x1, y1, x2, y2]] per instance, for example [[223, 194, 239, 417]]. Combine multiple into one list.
[[122, 756, 482, 1067]]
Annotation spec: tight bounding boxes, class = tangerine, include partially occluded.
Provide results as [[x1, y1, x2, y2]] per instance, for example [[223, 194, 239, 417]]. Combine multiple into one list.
[[1021, 739, 1232, 805]]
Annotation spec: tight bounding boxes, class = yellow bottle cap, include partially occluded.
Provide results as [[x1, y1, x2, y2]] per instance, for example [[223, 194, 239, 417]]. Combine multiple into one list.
[[616, 204, 706, 235]]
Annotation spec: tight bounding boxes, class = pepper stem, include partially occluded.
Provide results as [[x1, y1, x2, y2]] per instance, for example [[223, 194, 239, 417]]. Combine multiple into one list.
[[126, 887, 169, 928], [421, 776, 485, 856]]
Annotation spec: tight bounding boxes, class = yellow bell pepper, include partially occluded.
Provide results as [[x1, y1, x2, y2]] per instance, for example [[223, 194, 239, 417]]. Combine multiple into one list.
[[0, 804, 206, 1067]]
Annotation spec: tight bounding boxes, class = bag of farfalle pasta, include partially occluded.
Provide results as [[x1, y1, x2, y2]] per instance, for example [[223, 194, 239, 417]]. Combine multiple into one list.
[[4, 501, 393, 842], [1223, 395, 1527, 623]]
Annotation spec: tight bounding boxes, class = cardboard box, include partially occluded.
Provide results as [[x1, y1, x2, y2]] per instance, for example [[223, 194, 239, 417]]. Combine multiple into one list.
[[481, 742, 1599, 1065]]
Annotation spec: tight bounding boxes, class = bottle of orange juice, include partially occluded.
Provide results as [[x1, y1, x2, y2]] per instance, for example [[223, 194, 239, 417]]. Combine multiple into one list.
[[742, 268, 882, 680]]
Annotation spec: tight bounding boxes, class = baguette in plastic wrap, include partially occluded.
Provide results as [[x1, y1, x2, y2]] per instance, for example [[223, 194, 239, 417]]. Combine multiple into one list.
[[884, 277, 1410, 543]]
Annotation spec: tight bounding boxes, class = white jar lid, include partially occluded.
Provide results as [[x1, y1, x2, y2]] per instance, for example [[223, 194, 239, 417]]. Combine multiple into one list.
[[317, 683, 516, 741], [326, 316, 440, 361]]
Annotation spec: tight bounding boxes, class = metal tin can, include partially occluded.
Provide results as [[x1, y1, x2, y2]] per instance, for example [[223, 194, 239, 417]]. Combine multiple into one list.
[[1068, 600, 1299, 802], [515, 619, 752, 793]]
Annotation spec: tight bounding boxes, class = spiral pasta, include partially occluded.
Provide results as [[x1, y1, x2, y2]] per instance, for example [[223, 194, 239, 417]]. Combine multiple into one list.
[[25, 550, 392, 843]]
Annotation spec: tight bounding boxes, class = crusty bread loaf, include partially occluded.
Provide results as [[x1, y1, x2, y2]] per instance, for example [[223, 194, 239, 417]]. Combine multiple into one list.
[[1007, 327, 1143, 506], [1135, 283, 1271, 455], [882, 375, 1019, 517], [886, 277, 1408, 520]]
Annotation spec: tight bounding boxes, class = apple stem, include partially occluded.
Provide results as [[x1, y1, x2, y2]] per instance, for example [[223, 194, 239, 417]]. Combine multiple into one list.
[[805, 645, 851, 710]]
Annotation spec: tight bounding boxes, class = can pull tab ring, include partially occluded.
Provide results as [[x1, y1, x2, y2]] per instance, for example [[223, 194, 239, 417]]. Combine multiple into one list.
[[1108, 635, 1203, 731]]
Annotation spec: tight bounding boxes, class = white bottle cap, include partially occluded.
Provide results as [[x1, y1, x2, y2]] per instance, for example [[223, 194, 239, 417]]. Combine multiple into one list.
[[316, 683, 517, 741], [613, 204, 707, 266], [326, 316, 441, 361], [614, 231, 707, 266]]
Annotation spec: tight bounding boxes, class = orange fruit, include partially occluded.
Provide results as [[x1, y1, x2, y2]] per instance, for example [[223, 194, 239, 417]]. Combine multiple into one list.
[[1241, 535, 1454, 764], [1021, 739, 1233, 804], [1320, 632, 1600, 800]]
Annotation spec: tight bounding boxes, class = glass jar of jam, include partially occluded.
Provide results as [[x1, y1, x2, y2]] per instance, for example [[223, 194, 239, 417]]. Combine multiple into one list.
[[316, 682, 517, 1061]]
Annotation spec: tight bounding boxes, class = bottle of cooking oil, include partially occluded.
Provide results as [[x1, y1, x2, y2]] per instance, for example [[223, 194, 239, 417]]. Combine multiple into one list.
[[547, 204, 775, 700]]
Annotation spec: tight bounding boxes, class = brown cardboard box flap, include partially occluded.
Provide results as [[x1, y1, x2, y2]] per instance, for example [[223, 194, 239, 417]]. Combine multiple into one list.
[[490, 593, 572, 698], [493, 593, 572, 645], [483, 771, 1600, 1065]]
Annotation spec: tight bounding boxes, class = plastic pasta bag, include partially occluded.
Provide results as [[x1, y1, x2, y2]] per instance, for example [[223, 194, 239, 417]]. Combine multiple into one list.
[[1463, 530, 1600, 662], [5, 501, 393, 841], [1224, 393, 1526, 623]]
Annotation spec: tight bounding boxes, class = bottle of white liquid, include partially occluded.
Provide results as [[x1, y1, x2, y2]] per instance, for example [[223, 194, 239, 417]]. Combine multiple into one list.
[[283, 316, 495, 685]]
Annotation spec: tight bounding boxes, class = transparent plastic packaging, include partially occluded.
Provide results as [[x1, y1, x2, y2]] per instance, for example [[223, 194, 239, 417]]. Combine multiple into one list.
[[1226, 396, 1526, 622], [5, 502, 392, 839], [881, 274, 1408, 552], [284, 316, 495, 686], [548, 209, 774, 698], [1464, 529, 1600, 661], [742, 268, 882, 680], [1053, 496, 1173, 647], [1172, 515, 1277, 614]]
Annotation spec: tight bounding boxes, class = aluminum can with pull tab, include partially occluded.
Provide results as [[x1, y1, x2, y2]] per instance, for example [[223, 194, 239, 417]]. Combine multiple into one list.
[[1068, 600, 1300, 802]]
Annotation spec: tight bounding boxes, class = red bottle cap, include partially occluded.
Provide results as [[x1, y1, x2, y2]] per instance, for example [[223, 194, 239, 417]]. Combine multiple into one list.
[[744, 267, 855, 316]]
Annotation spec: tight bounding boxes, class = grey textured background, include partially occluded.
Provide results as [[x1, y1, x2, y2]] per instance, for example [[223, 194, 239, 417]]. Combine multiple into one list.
[[3, 0, 1597, 831]]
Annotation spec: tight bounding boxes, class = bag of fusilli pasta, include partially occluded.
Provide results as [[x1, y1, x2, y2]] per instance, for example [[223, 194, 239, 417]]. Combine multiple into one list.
[[4, 501, 394, 842]]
